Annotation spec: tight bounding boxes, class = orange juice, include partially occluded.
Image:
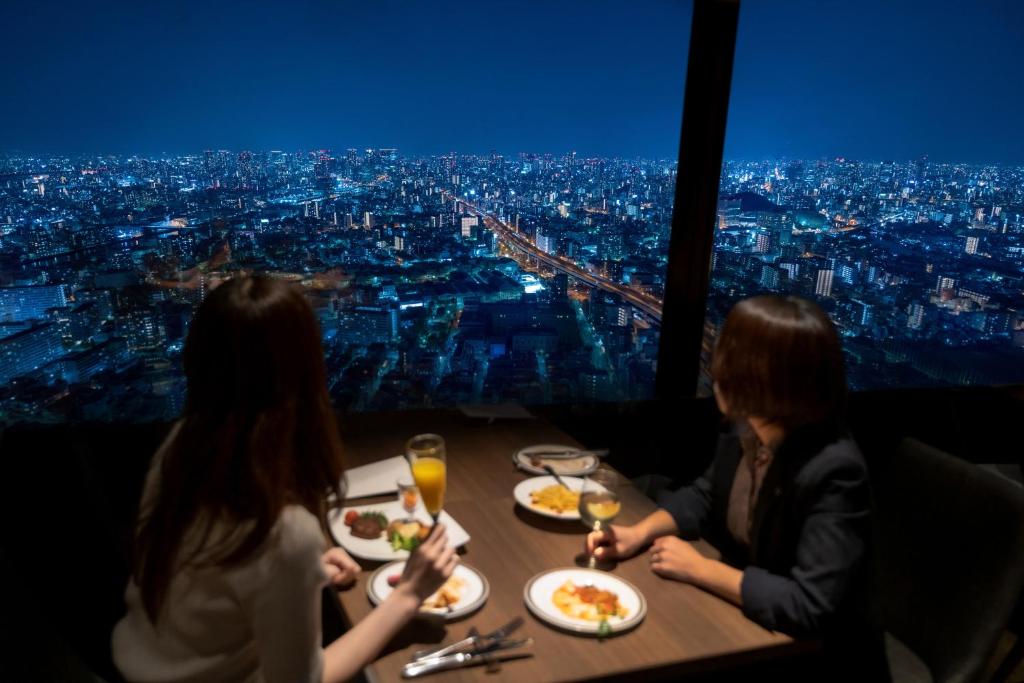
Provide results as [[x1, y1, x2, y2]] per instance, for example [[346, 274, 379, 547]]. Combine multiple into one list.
[[411, 457, 446, 516]]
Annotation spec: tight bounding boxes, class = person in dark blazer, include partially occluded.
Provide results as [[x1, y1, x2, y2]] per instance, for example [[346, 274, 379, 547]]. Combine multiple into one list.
[[587, 295, 889, 680]]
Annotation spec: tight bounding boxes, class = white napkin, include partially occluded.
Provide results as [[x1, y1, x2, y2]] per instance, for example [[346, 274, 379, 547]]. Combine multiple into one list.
[[342, 455, 412, 499]]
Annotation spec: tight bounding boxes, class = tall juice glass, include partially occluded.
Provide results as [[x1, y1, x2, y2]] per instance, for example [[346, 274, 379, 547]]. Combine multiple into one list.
[[406, 434, 446, 525]]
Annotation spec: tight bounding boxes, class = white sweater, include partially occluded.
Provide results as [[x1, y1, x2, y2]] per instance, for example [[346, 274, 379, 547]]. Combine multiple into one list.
[[112, 431, 328, 683]]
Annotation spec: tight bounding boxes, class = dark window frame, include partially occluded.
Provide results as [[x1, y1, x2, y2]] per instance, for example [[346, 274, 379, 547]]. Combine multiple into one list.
[[657, 0, 741, 399]]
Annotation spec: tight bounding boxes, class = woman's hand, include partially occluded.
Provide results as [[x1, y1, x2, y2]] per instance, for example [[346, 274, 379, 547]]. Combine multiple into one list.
[[322, 547, 361, 587], [398, 523, 457, 601], [586, 523, 647, 561], [648, 536, 709, 583]]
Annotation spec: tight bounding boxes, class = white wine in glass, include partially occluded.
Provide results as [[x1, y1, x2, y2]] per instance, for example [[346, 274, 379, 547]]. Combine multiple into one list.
[[579, 468, 622, 568]]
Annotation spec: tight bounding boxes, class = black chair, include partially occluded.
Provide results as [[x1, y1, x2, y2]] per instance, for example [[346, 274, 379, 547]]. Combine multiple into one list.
[[0, 422, 169, 682], [991, 600, 1024, 682], [873, 438, 1024, 682]]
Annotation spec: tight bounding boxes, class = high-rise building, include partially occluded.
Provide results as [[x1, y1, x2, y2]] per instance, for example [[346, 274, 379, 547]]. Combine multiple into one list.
[[753, 230, 772, 254], [338, 305, 399, 345], [0, 285, 70, 322], [0, 323, 64, 382], [779, 261, 799, 282], [965, 236, 979, 255], [907, 302, 925, 330], [237, 150, 254, 187], [815, 269, 834, 298], [550, 273, 569, 301], [314, 151, 333, 192], [851, 299, 873, 326], [536, 231, 555, 255]]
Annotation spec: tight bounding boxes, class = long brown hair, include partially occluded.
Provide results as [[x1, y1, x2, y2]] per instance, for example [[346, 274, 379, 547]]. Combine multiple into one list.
[[133, 275, 344, 622], [711, 295, 847, 430]]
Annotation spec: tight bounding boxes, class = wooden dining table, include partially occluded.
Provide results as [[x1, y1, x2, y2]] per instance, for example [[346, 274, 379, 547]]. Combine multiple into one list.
[[332, 410, 814, 682]]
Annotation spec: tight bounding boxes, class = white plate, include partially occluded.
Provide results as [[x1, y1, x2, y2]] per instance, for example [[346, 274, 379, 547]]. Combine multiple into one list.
[[513, 444, 599, 476], [368, 560, 489, 620], [328, 500, 470, 562], [513, 475, 585, 520], [523, 567, 646, 635]]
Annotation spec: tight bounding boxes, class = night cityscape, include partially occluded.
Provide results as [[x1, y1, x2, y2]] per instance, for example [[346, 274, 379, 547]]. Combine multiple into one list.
[[0, 150, 1022, 422], [0, 149, 675, 421], [2, 0, 1022, 422], [707, 158, 1024, 391]]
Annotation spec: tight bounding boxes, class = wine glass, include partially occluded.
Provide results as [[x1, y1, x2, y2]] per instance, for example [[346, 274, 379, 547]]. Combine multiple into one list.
[[406, 434, 446, 527], [579, 468, 622, 569], [396, 475, 419, 523]]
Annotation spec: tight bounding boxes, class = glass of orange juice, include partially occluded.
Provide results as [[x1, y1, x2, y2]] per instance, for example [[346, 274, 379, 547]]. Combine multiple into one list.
[[406, 434, 446, 526]]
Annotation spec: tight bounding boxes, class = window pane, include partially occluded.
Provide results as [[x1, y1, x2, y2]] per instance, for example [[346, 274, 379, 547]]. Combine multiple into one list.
[[0, 1, 690, 421], [702, 0, 1024, 393]]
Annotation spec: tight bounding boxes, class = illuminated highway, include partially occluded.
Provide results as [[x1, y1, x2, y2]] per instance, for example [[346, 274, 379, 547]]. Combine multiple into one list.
[[459, 200, 664, 324]]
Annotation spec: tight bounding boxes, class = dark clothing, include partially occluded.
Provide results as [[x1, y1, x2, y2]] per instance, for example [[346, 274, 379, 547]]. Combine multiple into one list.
[[725, 438, 774, 547], [660, 424, 890, 681]]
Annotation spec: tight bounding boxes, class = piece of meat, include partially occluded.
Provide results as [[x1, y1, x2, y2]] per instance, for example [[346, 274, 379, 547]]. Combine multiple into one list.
[[351, 516, 384, 539]]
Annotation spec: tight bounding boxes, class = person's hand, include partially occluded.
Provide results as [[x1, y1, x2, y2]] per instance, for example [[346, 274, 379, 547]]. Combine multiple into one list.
[[322, 546, 361, 587], [586, 523, 646, 561], [398, 523, 457, 601], [648, 535, 708, 583]]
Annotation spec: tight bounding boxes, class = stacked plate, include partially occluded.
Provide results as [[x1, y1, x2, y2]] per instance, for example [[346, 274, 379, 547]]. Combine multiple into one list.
[[512, 444, 600, 476]]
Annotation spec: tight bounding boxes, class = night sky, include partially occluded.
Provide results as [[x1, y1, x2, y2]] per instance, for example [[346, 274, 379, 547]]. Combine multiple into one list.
[[1, 0, 1022, 162]]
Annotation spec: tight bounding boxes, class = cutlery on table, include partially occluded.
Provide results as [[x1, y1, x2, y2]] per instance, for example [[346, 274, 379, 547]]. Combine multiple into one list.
[[528, 448, 608, 459], [542, 464, 571, 490], [467, 627, 500, 674], [402, 638, 534, 678], [411, 615, 523, 662]]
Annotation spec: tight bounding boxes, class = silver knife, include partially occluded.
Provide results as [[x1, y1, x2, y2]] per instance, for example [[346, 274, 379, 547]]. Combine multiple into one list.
[[411, 615, 524, 662], [527, 448, 608, 459], [402, 639, 534, 678]]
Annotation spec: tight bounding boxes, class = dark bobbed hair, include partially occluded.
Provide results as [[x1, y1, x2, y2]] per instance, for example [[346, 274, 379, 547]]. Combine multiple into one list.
[[710, 295, 847, 430], [133, 275, 344, 622]]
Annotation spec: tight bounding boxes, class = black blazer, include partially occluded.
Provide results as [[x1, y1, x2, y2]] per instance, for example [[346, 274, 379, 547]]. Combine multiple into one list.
[[660, 423, 890, 680]]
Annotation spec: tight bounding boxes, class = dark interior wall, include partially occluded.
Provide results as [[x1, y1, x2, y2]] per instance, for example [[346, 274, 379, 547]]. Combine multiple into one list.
[[538, 384, 1024, 484]]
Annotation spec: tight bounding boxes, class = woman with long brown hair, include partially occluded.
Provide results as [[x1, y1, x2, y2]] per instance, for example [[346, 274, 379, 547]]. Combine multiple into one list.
[[587, 295, 888, 679], [112, 275, 456, 683]]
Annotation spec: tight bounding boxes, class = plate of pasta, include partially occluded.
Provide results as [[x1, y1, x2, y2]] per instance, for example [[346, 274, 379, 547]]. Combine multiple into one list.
[[367, 560, 489, 620], [523, 568, 646, 635], [513, 476, 585, 520]]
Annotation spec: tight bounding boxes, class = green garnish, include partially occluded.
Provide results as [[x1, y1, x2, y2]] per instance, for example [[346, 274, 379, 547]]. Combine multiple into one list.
[[597, 618, 612, 637], [389, 531, 423, 551], [361, 511, 389, 527]]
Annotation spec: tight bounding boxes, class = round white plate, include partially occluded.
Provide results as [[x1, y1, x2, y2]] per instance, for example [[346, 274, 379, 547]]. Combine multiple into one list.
[[513, 444, 599, 477], [523, 567, 646, 635], [367, 560, 489, 620], [513, 475, 585, 520], [328, 501, 470, 562]]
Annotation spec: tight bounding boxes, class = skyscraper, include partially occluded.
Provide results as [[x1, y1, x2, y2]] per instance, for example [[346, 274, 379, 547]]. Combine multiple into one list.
[[237, 150, 254, 187], [907, 303, 925, 330], [936, 276, 956, 295], [815, 269, 834, 298]]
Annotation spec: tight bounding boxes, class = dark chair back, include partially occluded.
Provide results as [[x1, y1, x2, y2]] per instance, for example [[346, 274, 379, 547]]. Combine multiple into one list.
[[0, 422, 169, 682], [873, 438, 1024, 683]]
